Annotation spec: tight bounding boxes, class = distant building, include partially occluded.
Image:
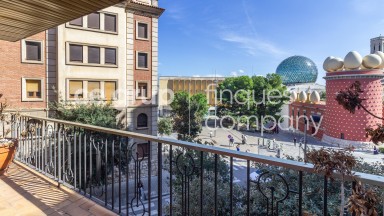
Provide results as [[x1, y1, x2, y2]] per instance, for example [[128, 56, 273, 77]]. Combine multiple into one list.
[[288, 43, 384, 147], [276, 55, 318, 85], [370, 36, 384, 53], [158, 76, 225, 116]]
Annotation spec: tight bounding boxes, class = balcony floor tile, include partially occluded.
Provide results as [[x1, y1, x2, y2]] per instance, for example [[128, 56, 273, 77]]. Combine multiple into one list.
[[0, 163, 118, 216]]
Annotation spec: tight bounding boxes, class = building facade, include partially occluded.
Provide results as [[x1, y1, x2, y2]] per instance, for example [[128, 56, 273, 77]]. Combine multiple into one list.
[[0, 32, 48, 116], [289, 47, 384, 147], [158, 76, 225, 116]]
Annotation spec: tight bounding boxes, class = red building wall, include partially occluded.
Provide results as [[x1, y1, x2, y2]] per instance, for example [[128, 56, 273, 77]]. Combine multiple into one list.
[[324, 70, 383, 142], [0, 32, 46, 110], [289, 101, 326, 139], [134, 14, 152, 106]]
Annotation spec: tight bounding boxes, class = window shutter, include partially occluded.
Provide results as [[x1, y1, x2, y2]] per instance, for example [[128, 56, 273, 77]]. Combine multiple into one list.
[[69, 81, 83, 97], [26, 80, 40, 92], [104, 81, 116, 100]]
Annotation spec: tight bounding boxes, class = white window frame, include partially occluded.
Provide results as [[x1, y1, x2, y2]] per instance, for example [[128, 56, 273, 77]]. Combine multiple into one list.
[[136, 21, 149, 40], [21, 39, 44, 64], [21, 77, 44, 102], [136, 51, 149, 70], [136, 81, 150, 99]]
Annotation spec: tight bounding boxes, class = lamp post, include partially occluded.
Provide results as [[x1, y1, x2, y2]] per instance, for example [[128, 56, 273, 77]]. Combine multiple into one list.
[[213, 72, 218, 137], [304, 118, 307, 162]]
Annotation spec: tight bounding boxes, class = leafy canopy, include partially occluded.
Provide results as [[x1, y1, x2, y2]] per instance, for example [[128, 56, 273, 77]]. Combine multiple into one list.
[[170, 92, 208, 139]]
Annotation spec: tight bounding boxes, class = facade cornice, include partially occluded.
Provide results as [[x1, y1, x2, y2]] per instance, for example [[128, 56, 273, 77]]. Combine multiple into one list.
[[324, 74, 384, 80], [126, 0, 165, 18]]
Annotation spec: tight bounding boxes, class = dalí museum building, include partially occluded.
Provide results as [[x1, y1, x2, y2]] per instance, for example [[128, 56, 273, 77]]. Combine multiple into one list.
[[280, 49, 384, 146]]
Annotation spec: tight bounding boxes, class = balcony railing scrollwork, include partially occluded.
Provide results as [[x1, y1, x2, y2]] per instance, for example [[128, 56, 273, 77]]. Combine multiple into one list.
[[2, 113, 384, 215]]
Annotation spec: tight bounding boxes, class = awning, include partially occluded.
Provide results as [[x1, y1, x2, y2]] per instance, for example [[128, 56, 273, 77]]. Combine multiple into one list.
[[0, 0, 125, 42]]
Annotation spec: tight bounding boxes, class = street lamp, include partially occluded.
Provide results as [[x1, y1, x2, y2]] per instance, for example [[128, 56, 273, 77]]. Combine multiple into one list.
[[304, 118, 307, 162]]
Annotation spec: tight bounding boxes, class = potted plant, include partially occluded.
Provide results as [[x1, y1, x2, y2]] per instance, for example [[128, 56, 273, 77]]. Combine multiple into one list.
[[0, 93, 17, 175]]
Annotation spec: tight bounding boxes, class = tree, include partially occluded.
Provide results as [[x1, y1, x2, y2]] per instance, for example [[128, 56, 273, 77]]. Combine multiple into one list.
[[217, 74, 289, 129], [158, 117, 173, 136], [170, 92, 208, 139], [50, 100, 119, 128]]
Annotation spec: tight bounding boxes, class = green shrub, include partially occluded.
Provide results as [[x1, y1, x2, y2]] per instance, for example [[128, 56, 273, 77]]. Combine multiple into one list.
[[379, 147, 384, 154]]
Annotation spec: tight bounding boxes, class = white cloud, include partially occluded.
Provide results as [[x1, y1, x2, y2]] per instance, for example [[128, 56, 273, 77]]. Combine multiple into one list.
[[221, 32, 288, 57]]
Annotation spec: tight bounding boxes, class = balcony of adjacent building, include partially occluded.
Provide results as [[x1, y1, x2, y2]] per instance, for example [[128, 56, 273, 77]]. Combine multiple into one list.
[[1, 114, 384, 216]]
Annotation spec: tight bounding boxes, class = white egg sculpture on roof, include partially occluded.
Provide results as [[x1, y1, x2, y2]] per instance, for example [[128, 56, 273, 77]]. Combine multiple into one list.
[[310, 91, 320, 103], [344, 51, 362, 70], [290, 91, 297, 101], [362, 54, 382, 69], [374, 51, 384, 69], [323, 56, 334, 72], [327, 57, 344, 72], [299, 91, 307, 102]]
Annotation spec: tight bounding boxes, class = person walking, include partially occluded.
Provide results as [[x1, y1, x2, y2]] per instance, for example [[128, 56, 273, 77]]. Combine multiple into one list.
[[244, 135, 248, 144], [293, 137, 297, 146], [209, 131, 213, 138], [236, 144, 240, 151]]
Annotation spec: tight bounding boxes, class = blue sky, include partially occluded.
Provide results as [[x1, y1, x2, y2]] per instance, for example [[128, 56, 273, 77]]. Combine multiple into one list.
[[158, 0, 384, 85]]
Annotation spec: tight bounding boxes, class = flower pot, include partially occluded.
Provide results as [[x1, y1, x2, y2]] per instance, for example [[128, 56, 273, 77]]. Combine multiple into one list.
[[0, 139, 17, 175]]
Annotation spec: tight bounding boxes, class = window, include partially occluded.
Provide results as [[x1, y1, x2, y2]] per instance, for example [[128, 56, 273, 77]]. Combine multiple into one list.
[[137, 82, 148, 98], [104, 81, 116, 101], [69, 17, 83, 26], [137, 52, 148, 69], [137, 113, 148, 128], [88, 13, 100, 29], [105, 48, 116, 65], [137, 22, 148, 39], [104, 14, 117, 32], [340, 133, 344, 139], [69, 80, 83, 99], [22, 40, 43, 63], [26, 80, 41, 98], [26, 41, 41, 61], [88, 81, 100, 99], [69, 45, 83, 62], [22, 78, 43, 101], [88, 46, 100, 64], [137, 143, 149, 158]]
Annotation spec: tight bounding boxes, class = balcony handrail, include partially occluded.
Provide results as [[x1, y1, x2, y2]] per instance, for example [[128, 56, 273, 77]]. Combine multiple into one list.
[[18, 114, 384, 187]]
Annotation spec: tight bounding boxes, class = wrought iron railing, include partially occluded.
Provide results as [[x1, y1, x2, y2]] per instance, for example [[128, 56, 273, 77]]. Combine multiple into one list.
[[3, 114, 384, 215]]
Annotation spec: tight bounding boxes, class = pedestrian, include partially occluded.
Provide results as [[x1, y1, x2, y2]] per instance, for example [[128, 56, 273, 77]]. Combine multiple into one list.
[[236, 144, 240, 151], [244, 135, 247, 144], [138, 180, 144, 200], [293, 137, 297, 146], [374, 146, 379, 155], [209, 131, 213, 138]]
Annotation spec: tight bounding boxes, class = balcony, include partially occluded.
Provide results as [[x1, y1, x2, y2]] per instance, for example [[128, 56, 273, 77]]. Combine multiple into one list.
[[1, 114, 384, 215]]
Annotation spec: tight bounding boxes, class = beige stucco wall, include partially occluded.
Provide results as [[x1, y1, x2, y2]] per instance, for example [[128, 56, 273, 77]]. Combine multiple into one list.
[[56, 6, 127, 109]]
